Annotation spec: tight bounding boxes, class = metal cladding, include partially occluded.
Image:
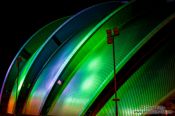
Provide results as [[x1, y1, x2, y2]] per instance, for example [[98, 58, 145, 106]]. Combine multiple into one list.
[[0, 0, 175, 115]]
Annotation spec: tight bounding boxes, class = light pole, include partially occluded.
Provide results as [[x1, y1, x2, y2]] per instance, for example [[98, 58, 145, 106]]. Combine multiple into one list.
[[15, 56, 22, 115], [106, 27, 120, 116]]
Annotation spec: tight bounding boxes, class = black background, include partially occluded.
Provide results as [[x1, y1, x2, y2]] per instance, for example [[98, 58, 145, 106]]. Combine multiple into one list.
[[0, 0, 115, 88]]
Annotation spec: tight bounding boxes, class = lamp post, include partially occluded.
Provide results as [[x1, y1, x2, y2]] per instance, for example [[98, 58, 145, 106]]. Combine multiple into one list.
[[106, 27, 120, 116], [15, 56, 22, 115]]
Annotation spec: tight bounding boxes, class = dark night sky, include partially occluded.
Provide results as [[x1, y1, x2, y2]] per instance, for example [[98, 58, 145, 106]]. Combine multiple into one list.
[[0, 0, 115, 88]]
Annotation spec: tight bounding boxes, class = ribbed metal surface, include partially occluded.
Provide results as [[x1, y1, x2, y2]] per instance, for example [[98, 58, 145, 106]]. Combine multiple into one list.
[[0, 0, 174, 115], [97, 21, 175, 116]]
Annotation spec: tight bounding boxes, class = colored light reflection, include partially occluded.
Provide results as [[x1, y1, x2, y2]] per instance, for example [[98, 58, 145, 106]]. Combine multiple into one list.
[[0, 16, 68, 105], [7, 49, 40, 114], [81, 76, 96, 91], [97, 16, 175, 116], [23, 25, 96, 115], [23, 2, 120, 115], [88, 57, 101, 70], [2, 0, 174, 115], [49, 3, 168, 115], [97, 39, 175, 116]]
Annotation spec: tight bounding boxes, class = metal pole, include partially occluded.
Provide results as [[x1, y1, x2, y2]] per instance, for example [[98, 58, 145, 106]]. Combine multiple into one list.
[[15, 61, 19, 116], [15, 57, 22, 115], [106, 28, 119, 116], [112, 36, 118, 116]]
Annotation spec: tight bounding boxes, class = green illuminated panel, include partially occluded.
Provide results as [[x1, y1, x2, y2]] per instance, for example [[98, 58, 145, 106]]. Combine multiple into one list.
[[2, 0, 174, 115], [22, 2, 121, 115], [97, 28, 175, 116], [23, 24, 96, 115], [48, 2, 135, 114], [5, 17, 69, 114], [48, 1, 170, 115], [7, 49, 40, 113]]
